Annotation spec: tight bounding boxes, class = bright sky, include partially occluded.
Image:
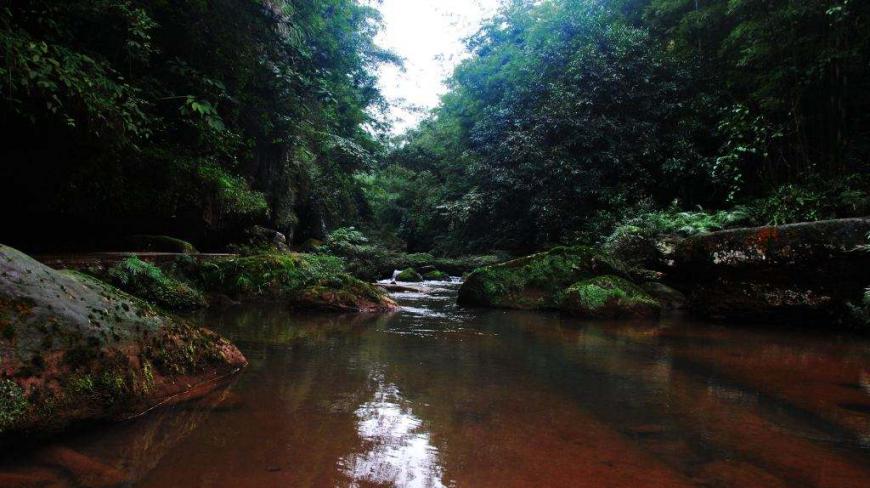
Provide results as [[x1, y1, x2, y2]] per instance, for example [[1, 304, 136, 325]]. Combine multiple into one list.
[[370, 0, 502, 134]]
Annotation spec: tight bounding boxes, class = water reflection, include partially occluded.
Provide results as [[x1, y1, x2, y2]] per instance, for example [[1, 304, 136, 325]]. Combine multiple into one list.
[[340, 372, 447, 488]]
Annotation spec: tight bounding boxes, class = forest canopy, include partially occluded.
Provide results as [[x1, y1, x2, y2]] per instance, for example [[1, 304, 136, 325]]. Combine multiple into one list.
[[1, 0, 868, 254], [370, 0, 870, 253], [0, 0, 397, 250]]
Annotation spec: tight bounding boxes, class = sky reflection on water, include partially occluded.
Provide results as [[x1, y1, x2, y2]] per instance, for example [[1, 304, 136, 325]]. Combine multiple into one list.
[[340, 373, 447, 488]]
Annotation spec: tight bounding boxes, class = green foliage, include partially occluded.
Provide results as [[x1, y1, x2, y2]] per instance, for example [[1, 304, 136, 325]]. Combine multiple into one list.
[[0, 0, 397, 247], [106, 256, 206, 312], [192, 252, 392, 311], [319, 227, 503, 281], [199, 253, 346, 298], [459, 246, 630, 309], [608, 207, 751, 242], [326, 227, 369, 247], [197, 165, 269, 220], [742, 175, 870, 226], [377, 0, 870, 253], [380, 0, 700, 252]]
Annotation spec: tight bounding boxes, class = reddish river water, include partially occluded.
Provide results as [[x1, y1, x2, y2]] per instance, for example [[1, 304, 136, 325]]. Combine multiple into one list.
[[1, 280, 868, 487]]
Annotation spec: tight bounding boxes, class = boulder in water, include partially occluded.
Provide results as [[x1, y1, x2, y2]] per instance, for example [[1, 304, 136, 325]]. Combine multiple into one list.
[[395, 268, 423, 282], [672, 218, 870, 322]]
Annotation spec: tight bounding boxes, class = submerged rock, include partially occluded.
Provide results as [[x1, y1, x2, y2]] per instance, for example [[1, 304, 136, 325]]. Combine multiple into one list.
[[0, 244, 246, 437], [561, 276, 661, 319], [672, 218, 870, 322], [457, 246, 631, 310]]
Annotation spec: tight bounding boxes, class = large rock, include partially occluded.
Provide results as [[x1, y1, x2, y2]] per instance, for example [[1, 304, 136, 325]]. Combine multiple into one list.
[[672, 218, 870, 322], [457, 246, 631, 310], [0, 245, 246, 437]]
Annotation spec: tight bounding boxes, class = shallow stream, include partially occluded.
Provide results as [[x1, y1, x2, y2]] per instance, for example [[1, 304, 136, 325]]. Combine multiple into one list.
[[2, 280, 869, 487]]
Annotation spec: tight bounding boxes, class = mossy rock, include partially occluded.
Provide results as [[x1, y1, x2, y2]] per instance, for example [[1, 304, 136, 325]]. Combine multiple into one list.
[[561, 276, 661, 319], [423, 270, 449, 281], [396, 268, 423, 282], [197, 253, 397, 312], [457, 246, 630, 310], [0, 244, 246, 437], [126, 235, 198, 254]]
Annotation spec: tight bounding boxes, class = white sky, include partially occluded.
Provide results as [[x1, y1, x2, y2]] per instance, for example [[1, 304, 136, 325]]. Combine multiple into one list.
[[370, 0, 503, 134]]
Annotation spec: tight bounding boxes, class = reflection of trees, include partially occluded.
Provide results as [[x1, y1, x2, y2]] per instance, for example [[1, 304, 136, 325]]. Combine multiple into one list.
[[501, 316, 870, 488]]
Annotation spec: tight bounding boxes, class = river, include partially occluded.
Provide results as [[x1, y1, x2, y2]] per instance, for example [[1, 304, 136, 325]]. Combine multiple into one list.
[[1, 279, 869, 487]]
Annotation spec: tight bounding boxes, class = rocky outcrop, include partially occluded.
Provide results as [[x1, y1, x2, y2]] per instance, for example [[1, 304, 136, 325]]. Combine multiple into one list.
[[672, 218, 870, 322], [0, 245, 246, 437], [457, 246, 640, 311]]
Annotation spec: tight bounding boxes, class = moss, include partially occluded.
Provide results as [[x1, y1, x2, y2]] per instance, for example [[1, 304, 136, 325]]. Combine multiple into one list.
[[458, 246, 630, 309], [0, 378, 29, 433], [396, 268, 423, 282], [423, 270, 449, 280], [561, 275, 661, 319]]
